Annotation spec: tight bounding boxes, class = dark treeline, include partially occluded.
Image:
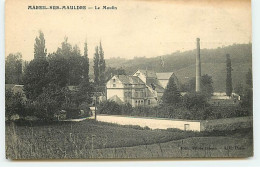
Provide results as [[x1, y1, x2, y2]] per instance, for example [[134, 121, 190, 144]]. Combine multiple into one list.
[[6, 30, 107, 120]]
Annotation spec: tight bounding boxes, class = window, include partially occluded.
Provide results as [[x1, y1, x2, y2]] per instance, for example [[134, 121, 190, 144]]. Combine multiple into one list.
[[128, 92, 131, 97], [148, 100, 151, 105], [113, 84, 116, 87], [113, 79, 116, 82]]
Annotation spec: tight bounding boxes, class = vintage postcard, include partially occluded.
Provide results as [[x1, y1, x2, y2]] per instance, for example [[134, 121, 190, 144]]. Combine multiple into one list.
[[5, 0, 253, 159]]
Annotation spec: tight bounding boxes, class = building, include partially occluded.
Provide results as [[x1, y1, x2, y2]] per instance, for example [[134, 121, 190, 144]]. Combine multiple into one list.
[[106, 69, 179, 107], [106, 75, 158, 107]]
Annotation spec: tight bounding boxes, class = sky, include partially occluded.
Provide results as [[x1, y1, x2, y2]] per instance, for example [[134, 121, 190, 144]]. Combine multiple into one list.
[[5, 0, 252, 61]]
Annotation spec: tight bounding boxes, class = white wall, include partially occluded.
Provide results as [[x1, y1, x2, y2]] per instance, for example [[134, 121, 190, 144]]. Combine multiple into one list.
[[106, 76, 125, 101], [97, 115, 201, 131]]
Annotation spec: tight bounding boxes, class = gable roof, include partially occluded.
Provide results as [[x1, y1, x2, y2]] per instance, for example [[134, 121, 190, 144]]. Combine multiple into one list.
[[108, 95, 124, 104], [156, 72, 174, 80], [134, 69, 157, 78], [116, 75, 145, 85]]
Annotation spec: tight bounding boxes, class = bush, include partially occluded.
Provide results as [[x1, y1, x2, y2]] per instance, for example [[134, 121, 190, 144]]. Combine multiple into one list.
[[182, 92, 209, 110], [5, 89, 26, 120], [98, 100, 122, 115]]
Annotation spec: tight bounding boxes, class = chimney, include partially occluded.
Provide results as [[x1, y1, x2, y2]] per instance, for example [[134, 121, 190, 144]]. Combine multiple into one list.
[[196, 38, 201, 92]]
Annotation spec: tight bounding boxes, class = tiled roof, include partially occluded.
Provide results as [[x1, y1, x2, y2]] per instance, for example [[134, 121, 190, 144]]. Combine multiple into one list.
[[117, 75, 145, 85], [146, 78, 165, 93]]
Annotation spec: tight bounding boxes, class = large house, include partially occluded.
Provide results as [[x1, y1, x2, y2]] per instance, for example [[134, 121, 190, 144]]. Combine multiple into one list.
[[106, 69, 179, 107]]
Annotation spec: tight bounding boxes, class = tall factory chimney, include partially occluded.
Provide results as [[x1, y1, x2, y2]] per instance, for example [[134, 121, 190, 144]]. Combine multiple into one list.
[[196, 38, 201, 92]]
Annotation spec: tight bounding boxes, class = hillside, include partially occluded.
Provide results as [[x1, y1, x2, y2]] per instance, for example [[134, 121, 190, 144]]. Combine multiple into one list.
[[98, 43, 252, 92]]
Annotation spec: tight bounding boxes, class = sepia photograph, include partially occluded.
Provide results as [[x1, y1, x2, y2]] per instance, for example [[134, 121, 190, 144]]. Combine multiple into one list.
[[5, 0, 253, 160]]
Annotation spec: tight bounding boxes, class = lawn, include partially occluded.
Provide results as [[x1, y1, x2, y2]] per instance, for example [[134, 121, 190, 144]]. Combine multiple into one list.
[[5, 119, 253, 159]]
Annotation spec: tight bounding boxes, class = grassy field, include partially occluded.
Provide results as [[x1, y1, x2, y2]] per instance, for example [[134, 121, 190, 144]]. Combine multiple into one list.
[[5, 119, 253, 159]]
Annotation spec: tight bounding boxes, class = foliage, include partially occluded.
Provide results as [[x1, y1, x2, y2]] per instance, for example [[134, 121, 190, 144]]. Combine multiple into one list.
[[104, 43, 251, 92], [181, 74, 214, 97], [182, 92, 209, 110], [83, 41, 89, 79], [23, 58, 49, 100], [5, 53, 23, 84], [226, 54, 233, 96], [5, 89, 25, 120], [93, 46, 100, 85], [105, 67, 126, 81], [246, 68, 252, 87], [99, 41, 106, 86], [34, 30, 47, 59], [47, 54, 69, 87], [98, 100, 122, 115], [161, 76, 181, 105]]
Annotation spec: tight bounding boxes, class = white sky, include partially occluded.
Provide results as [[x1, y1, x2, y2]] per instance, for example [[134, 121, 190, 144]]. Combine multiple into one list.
[[5, 0, 252, 61]]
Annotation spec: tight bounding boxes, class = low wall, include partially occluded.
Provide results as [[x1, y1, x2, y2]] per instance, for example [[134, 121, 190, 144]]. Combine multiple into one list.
[[97, 115, 253, 132], [97, 115, 201, 131], [200, 116, 253, 131]]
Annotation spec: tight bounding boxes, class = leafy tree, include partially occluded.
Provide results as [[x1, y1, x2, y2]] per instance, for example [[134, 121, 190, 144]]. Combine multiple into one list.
[[226, 54, 233, 96], [5, 53, 23, 84], [83, 41, 89, 79], [161, 76, 181, 105], [5, 89, 25, 119], [246, 68, 252, 87], [234, 83, 244, 96], [99, 41, 106, 86], [182, 92, 208, 110], [34, 31, 47, 59], [23, 58, 49, 100], [181, 74, 214, 97], [56, 37, 84, 85], [93, 46, 100, 85], [241, 68, 253, 114], [47, 54, 69, 87], [56, 36, 72, 59], [201, 74, 214, 98]]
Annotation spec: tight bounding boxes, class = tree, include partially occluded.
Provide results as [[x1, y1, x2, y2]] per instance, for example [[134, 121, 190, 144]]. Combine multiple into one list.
[[246, 68, 252, 88], [161, 76, 181, 105], [105, 67, 126, 81], [99, 41, 106, 86], [201, 74, 214, 98], [226, 54, 233, 96], [5, 53, 23, 84], [93, 46, 100, 85], [47, 54, 69, 88], [34, 31, 47, 59], [23, 58, 49, 100], [181, 74, 214, 97], [83, 41, 89, 79], [56, 37, 84, 85], [234, 82, 244, 96], [56, 36, 72, 59]]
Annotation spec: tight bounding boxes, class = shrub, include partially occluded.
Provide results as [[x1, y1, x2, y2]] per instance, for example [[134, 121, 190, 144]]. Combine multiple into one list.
[[98, 100, 122, 115], [182, 92, 209, 110], [5, 89, 26, 120]]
